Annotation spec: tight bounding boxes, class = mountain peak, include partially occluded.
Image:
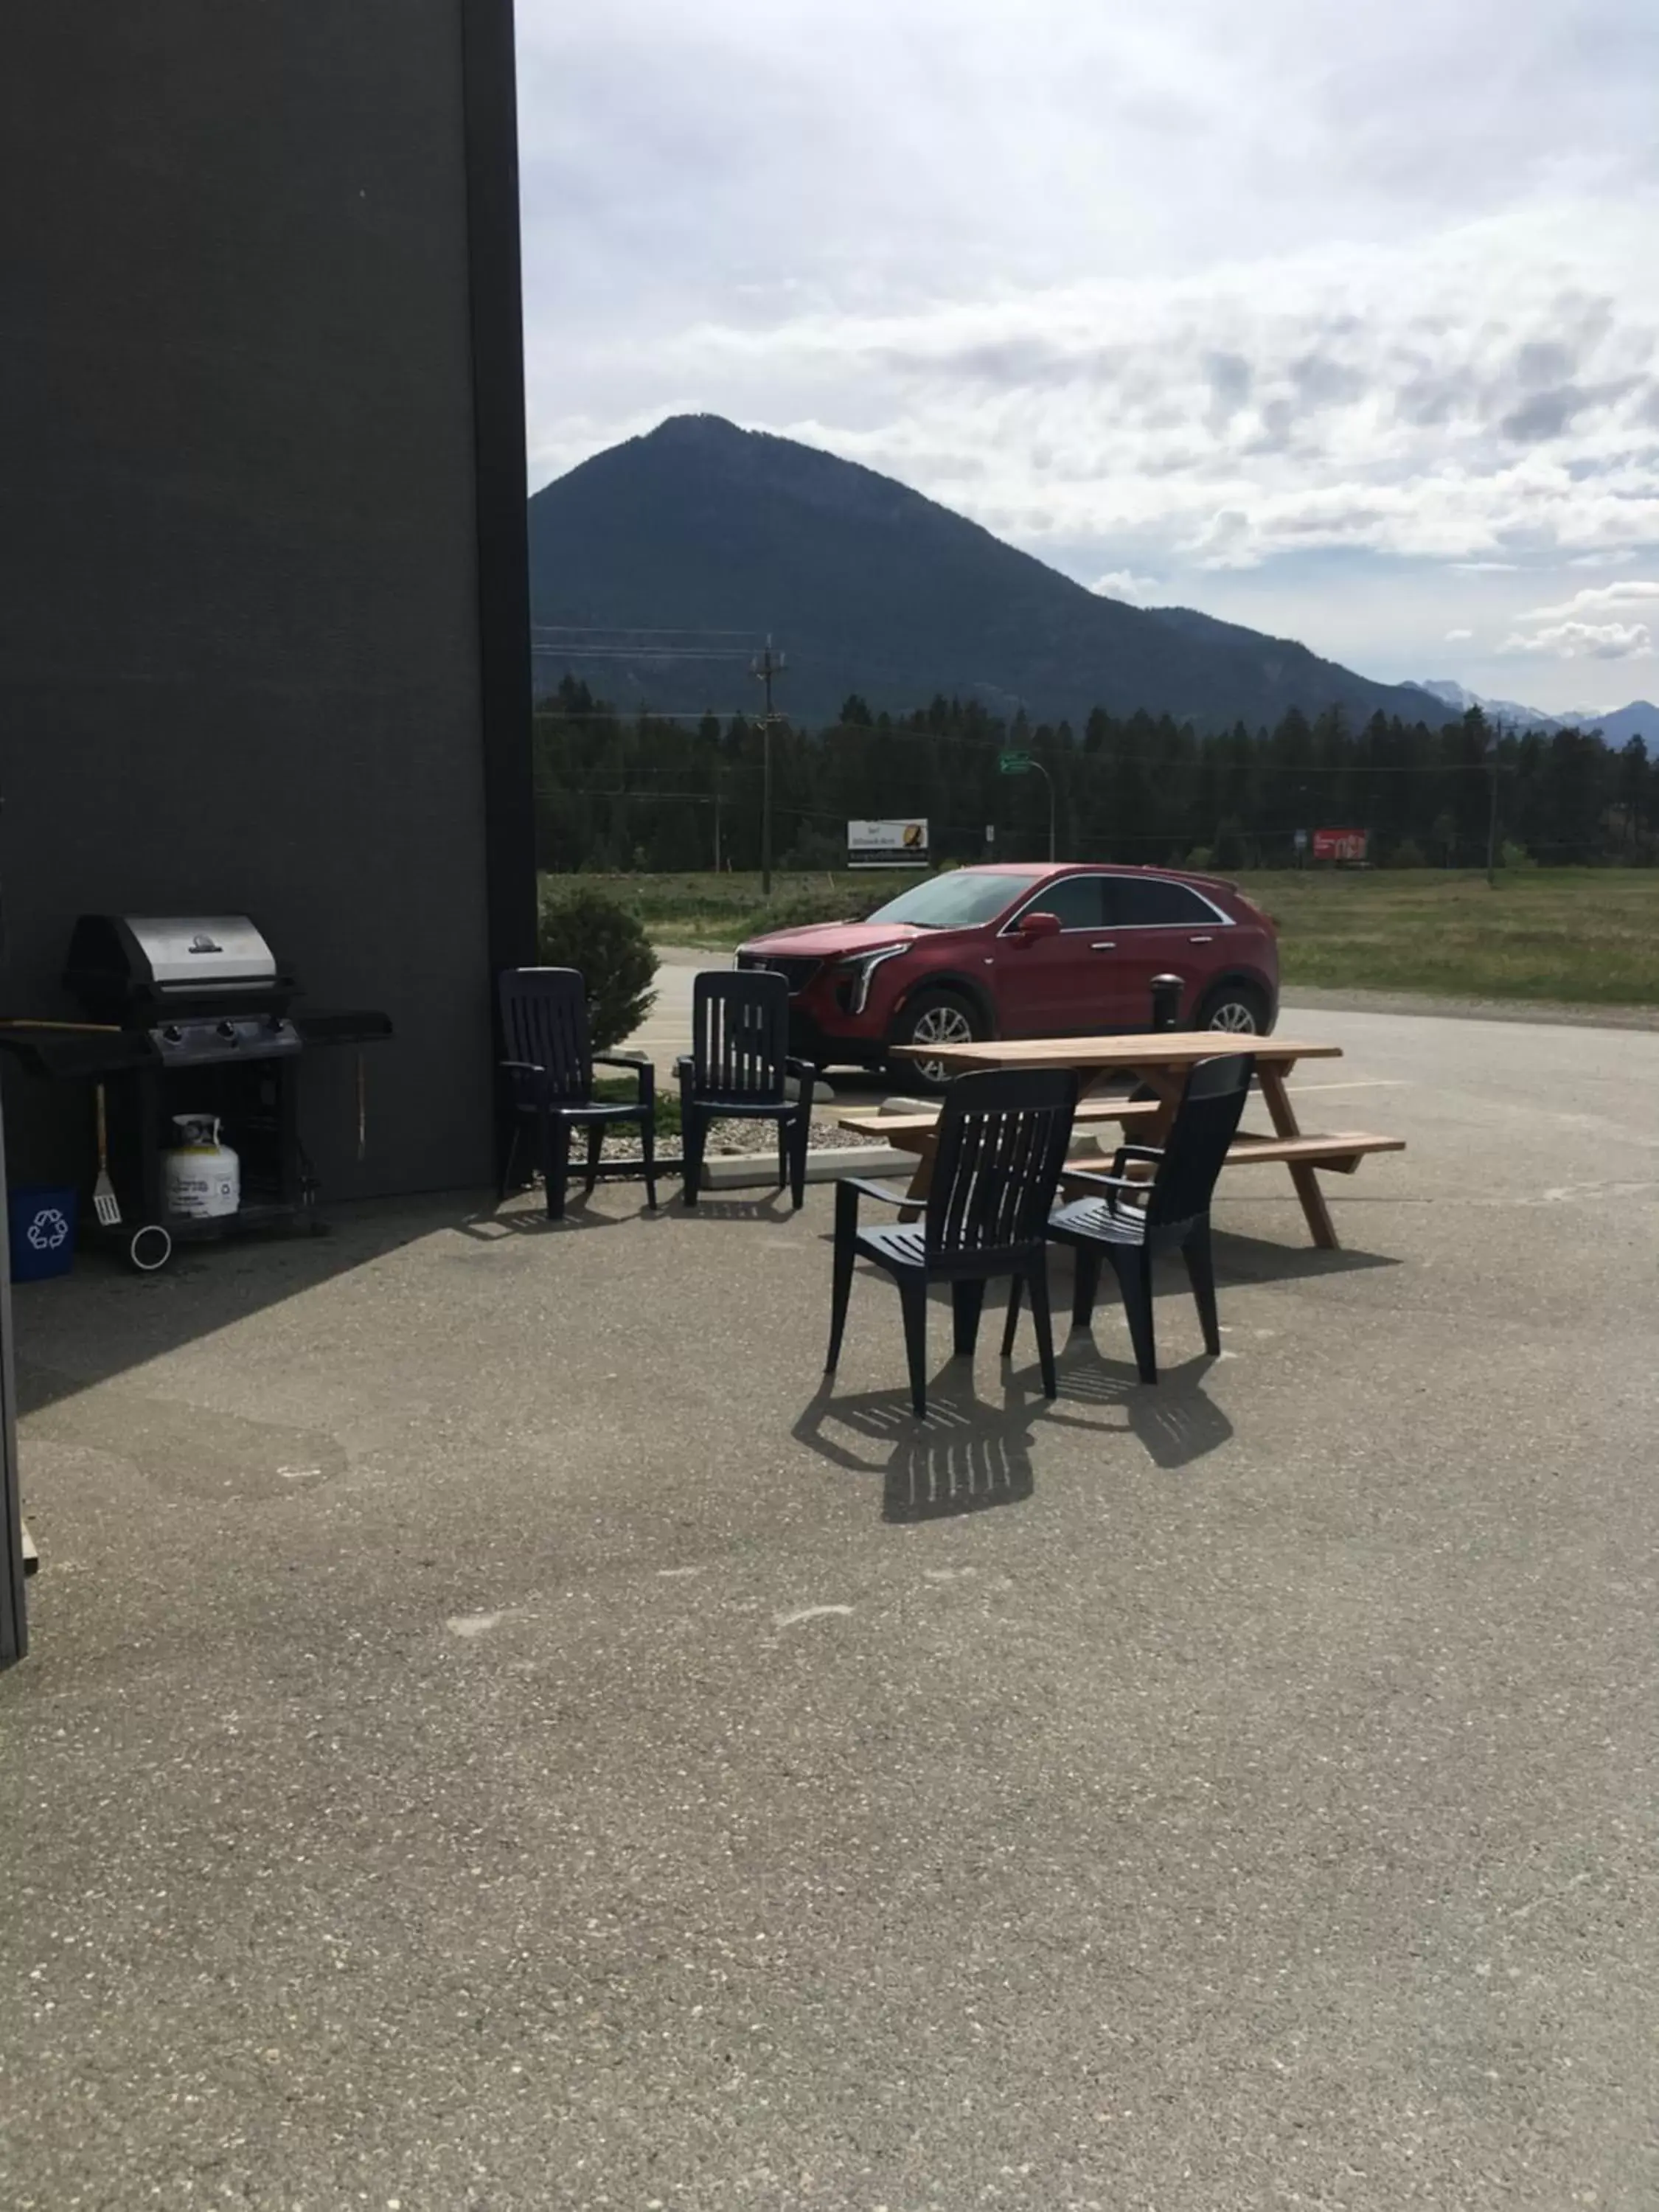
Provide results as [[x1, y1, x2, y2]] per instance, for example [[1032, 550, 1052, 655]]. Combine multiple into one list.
[[529, 417, 1445, 731], [644, 412, 747, 446]]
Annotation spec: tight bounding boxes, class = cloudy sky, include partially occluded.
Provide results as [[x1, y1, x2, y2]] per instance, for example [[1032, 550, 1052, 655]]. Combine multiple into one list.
[[516, 0, 1659, 712]]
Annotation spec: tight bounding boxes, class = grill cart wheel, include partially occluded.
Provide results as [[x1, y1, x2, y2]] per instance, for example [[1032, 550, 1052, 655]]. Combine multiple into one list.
[[128, 1222, 173, 1273]]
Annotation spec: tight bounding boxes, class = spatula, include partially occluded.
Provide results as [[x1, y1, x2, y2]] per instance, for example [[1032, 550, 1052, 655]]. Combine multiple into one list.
[[93, 1082, 122, 1228]]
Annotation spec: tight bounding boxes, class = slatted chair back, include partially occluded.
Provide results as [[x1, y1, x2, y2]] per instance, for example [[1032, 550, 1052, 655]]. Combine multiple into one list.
[[690, 970, 790, 1102], [1144, 1053, 1253, 1226], [925, 1068, 1078, 1262], [498, 967, 594, 1103]]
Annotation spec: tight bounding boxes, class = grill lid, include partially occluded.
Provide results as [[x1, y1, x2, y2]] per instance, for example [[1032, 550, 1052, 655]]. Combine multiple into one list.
[[120, 916, 275, 987], [65, 914, 283, 1018]]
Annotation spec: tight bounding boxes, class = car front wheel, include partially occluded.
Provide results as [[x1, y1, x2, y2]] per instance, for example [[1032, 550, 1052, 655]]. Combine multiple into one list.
[[1197, 981, 1270, 1035], [887, 988, 982, 1093]]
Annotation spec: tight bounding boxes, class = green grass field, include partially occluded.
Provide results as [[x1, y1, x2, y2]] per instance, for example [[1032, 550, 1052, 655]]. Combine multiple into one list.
[[546, 868, 1659, 1009]]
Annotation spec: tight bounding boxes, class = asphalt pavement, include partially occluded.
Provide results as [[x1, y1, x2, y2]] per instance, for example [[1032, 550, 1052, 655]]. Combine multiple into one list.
[[3, 1003, 1658, 2210]]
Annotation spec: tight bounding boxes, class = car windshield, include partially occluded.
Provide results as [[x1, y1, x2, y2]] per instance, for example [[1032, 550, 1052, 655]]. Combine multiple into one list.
[[862, 871, 1039, 929]]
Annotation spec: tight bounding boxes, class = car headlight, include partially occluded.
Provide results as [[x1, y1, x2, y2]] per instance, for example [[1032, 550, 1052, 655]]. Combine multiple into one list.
[[832, 942, 911, 1014]]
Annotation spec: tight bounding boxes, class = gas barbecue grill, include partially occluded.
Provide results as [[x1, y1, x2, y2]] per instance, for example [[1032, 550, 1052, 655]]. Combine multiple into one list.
[[1, 914, 390, 1270]]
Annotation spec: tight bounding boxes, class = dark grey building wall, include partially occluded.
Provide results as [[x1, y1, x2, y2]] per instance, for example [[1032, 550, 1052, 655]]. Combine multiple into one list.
[[1, 1, 535, 1199]]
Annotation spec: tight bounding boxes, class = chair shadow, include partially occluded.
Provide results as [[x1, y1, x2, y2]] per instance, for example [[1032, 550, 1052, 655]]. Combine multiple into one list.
[[794, 1367, 1043, 1524], [675, 1187, 801, 1225], [454, 1188, 662, 1239], [1033, 1335, 1234, 1470]]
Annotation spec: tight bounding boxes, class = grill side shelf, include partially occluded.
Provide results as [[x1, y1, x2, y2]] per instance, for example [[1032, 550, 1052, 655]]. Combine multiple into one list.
[[0, 1028, 156, 1079]]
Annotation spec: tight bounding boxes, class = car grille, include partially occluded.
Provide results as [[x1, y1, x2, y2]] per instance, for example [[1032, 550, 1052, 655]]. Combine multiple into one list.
[[736, 952, 821, 995]]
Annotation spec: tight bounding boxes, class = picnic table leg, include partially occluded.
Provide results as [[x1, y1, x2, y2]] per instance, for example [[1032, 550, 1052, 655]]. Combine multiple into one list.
[[1256, 1063, 1339, 1251], [899, 1135, 935, 1222], [1092, 1070, 1183, 1188]]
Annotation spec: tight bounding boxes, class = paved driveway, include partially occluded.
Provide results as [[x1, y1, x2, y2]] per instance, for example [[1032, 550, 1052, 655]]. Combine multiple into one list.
[[3, 1009, 1657, 2210]]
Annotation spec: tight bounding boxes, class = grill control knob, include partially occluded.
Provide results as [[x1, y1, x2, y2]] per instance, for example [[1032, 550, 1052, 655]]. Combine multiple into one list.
[[266, 1013, 285, 1032], [163, 1023, 182, 1043], [216, 1020, 237, 1042]]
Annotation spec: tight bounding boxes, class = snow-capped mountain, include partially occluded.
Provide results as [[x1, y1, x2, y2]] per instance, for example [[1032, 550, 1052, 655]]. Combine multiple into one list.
[[1417, 682, 1658, 744], [1417, 680, 1562, 731]]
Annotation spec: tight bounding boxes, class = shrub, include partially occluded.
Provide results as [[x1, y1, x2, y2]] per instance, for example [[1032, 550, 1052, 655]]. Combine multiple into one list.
[[1499, 839, 1537, 869], [537, 887, 658, 1049], [1391, 838, 1427, 868], [1183, 845, 1215, 872]]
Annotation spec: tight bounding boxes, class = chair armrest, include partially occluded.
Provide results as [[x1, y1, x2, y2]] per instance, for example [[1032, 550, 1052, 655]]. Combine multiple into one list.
[[785, 1057, 818, 1086], [591, 1052, 654, 1105], [1065, 1168, 1152, 1217], [500, 1057, 550, 1102], [836, 1175, 914, 1207]]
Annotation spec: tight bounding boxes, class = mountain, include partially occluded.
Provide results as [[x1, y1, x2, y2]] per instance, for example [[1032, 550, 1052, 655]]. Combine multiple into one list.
[[527, 414, 1447, 733], [1417, 678, 1562, 731], [1416, 683, 1659, 746], [1571, 700, 1659, 746]]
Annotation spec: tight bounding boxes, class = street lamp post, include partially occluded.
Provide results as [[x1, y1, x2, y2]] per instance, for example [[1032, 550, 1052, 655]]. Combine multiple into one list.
[[997, 749, 1055, 860]]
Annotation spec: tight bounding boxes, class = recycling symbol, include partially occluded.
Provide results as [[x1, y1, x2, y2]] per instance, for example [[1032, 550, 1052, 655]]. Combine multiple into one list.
[[27, 1208, 70, 1253]]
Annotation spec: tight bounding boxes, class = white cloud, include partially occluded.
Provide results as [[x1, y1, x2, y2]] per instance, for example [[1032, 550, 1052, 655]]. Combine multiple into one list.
[[1501, 619, 1654, 659], [546, 207, 1659, 571], [1444, 627, 1474, 640], [518, 0, 1659, 672], [1524, 577, 1659, 620], [1093, 569, 1161, 603]]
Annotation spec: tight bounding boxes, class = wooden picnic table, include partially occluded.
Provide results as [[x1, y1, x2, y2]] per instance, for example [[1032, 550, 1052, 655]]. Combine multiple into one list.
[[854, 1032, 1402, 1251]]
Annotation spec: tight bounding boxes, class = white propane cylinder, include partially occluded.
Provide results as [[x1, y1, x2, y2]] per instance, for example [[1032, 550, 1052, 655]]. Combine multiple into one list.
[[161, 1114, 240, 1220]]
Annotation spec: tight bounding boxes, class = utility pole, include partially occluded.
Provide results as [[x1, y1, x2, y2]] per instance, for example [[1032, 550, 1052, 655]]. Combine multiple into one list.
[[751, 638, 785, 895]]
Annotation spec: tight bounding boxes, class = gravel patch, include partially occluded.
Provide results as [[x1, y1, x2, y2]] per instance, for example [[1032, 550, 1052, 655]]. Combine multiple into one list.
[[606, 1116, 851, 1161]]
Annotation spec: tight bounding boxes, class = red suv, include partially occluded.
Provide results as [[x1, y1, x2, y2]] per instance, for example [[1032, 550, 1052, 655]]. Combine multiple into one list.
[[736, 863, 1279, 1087]]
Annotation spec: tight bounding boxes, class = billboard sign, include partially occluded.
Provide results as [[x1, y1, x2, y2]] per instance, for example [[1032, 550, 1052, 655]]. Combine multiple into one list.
[[847, 818, 929, 869], [1312, 826, 1368, 863]]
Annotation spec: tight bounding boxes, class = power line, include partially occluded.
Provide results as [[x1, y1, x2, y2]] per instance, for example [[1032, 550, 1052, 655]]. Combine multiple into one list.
[[532, 647, 762, 662], [530, 624, 767, 639], [532, 716, 1512, 773]]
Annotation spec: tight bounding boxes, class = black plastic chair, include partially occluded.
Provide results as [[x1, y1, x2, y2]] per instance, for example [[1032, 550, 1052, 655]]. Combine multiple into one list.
[[826, 1066, 1079, 1418], [1033, 1051, 1253, 1382], [676, 970, 816, 1208], [497, 967, 657, 1220]]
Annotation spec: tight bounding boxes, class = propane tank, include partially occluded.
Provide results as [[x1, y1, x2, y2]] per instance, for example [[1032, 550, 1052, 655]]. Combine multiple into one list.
[[161, 1114, 240, 1220]]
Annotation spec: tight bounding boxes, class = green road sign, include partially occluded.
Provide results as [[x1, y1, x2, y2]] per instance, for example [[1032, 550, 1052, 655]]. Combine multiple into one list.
[[998, 751, 1033, 773]]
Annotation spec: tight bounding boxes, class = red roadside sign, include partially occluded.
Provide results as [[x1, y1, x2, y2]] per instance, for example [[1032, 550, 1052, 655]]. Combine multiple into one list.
[[1312, 827, 1368, 863]]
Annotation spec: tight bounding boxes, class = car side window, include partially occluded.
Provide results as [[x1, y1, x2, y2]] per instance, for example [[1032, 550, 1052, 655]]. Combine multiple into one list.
[[1016, 875, 1105, 929], [1108, 877, 1218, 925]]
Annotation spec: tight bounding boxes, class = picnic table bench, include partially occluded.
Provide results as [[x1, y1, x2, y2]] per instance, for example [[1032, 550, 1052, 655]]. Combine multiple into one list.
[[838, 1032, 1403, 1250]]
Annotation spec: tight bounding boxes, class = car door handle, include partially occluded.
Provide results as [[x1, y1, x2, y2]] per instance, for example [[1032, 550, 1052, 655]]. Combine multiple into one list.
[[1089, 941, 1116, 951], [1188, 934, 1214, 945]]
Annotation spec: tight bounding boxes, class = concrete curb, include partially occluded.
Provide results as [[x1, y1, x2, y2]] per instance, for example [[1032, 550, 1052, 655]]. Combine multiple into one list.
[[700, 1144, 909, 1191]]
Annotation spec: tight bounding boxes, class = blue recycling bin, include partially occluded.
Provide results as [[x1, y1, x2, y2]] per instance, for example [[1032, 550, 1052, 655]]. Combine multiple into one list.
[[8, 1185, 78, 1282]]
